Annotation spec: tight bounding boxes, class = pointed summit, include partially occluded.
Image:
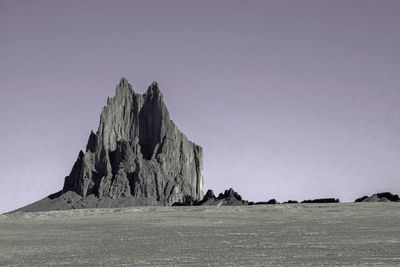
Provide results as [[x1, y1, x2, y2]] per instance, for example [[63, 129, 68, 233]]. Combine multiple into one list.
[[150, 80, 159, 88], [146, 81, 163, 98], [119, 77, 128, 86], [115, 77, 133, 96]]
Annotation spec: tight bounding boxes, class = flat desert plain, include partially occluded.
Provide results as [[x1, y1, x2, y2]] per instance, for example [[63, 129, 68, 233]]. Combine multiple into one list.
[[1, 203, 400, 266]]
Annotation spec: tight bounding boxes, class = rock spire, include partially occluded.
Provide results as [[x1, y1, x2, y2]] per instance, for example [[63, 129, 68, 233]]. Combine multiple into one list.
[[30, 78, 204, 210]]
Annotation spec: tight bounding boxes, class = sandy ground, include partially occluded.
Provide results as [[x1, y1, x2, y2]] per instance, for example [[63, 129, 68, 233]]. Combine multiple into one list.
[[1, 203, 400, 266]]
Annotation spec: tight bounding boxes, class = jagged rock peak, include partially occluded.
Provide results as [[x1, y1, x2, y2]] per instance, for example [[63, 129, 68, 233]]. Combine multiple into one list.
[[217, 188, 243, 201], [203, 189, 216, 201], [145, 81, 164, 102], [115, 77, 134, 96], [61, 78, 203, 207], [148, 81, 160, 91], [119, 77, 129, 85]]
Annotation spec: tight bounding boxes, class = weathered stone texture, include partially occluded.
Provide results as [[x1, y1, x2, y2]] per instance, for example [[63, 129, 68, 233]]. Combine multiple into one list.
[[63, 78, 203, 205]]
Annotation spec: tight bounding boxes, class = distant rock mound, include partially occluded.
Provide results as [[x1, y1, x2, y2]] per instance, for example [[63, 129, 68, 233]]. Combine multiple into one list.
[[282, 200, 298, 204], [355, 192, 400, 203], [248, 199, 278, 205], [302, 198, 340, 203], [266, 199, 278, 204], [15, 78, 203, 212]]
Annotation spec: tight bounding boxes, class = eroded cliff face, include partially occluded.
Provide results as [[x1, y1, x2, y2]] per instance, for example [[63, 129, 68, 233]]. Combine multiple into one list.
[[63, 78, 203, 205]]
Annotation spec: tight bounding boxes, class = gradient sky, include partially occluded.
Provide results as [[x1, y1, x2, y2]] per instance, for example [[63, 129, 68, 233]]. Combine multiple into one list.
[[1, 0, 400, 213]]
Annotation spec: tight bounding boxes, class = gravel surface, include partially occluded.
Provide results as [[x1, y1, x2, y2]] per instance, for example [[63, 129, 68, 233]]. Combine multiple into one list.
[[1, 203, 400, 266]]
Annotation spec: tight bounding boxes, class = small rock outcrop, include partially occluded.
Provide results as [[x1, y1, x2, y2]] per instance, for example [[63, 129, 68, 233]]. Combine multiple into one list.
[[201, 188, 248, 206], [252, 199, 278, 205], [266, 199, 278, 204], [16, 78, 204, 212], [302, 198, 340, 203], [172, 188, 248, 206], [216, 188, 243, 201], [283, 200, 298, 204], [355, 192, 400, 203]]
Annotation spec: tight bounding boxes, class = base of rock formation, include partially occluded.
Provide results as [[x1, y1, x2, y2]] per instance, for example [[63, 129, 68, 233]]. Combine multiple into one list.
[[12, 191, 165, 213]]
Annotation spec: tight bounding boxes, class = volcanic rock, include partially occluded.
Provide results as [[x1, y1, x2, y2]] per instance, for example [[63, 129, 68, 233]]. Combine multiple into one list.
[[217, 188, 243, 201], [283, 200, 298, 204], [172, 188, 248, 206], [301, 198, 340, 203], [248, 199, 277, 205], [15, 78, 204, 212], [266, 199, 278, 204], [355, 192, 399, 203], [196, 189, 217, 205], [203, 189, 216, 201], [364, 195, 390, 202], [355, 196, 369, 202], [375, 192, 400, 202], [201, 188, 247, 206]]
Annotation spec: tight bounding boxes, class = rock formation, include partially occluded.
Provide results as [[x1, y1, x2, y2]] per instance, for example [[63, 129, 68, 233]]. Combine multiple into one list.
[[282, 200, 298, 204], [248, 199, 278, 205], [301, 198, 340, 203], [355, 192, 400, 203], [15, 78, 203, 212], [266, 199, 278, 204], [173, 188, 248, 206]]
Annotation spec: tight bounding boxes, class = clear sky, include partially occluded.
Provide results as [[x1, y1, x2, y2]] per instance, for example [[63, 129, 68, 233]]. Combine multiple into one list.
[[1, 0, 400, 213]]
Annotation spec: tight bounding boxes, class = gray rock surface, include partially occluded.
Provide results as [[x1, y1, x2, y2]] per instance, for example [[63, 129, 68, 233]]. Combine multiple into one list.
[[16, 78, 203, 212]]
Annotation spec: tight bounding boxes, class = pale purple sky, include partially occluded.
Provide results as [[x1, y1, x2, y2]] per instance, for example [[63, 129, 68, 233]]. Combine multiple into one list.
[[1, 0, 400, 213]]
